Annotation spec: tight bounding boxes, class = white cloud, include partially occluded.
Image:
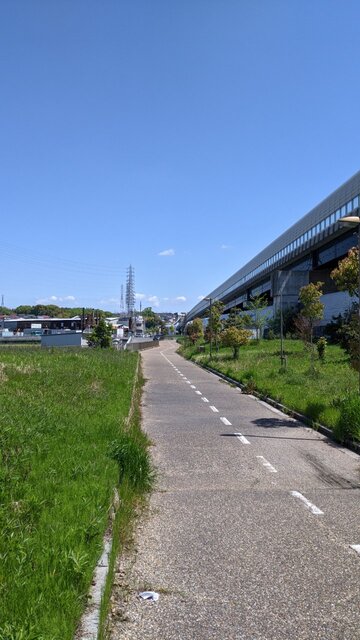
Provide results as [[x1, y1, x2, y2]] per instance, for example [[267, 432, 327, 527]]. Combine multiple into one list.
[[148, 295, 160, 307], [36, 295, 76, 304], [176, 296, 186, 302], [135, 293, 146, 300], [197, 295, 205, 301], [220, 244, 231, 250], [158, 248, 175, 256]]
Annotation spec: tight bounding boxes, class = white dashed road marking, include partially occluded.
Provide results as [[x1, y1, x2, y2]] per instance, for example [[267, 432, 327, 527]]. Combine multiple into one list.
[[202, 397, 209, 403], [195, 390, 202, 395], [234, 432, 250, 445], [350, 545, 360, 556], [256, 455, 278, 473], [210, 406, 219, 413], [290, 491, 323, 515], [190, 385, 196, 389], [220, 417, 232, 426]]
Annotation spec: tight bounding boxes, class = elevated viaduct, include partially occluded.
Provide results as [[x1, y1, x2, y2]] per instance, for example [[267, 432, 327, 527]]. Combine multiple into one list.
[[186, 170, 360, 326]]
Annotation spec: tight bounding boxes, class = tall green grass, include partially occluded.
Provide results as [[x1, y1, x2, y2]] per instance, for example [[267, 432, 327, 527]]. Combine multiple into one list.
[[179, 339, 358, 433], [0, 347, 150, 639]]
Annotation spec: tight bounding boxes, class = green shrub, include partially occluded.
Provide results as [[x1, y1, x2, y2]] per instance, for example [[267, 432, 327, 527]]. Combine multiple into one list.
[[334, 394, 360, 443], [109, 433, 154, 492], [316, 336, 327, 362]]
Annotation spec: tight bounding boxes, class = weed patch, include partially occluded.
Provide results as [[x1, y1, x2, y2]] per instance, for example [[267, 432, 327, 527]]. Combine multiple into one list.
[[0, 347, 146, 639]]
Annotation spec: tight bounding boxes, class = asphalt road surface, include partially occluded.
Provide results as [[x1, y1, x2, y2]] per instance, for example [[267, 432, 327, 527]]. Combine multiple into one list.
[[108, 341, 360, 640]]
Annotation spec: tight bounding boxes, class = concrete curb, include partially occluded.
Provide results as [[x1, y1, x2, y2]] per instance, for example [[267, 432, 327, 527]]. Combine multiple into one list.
[[76, 353, 141, 640], [190, 358, 360, 457], [75, 490, 120, 640]]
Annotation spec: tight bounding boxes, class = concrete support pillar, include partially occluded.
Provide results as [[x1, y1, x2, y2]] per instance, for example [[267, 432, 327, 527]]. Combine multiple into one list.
[[272, 270, 309, 315]]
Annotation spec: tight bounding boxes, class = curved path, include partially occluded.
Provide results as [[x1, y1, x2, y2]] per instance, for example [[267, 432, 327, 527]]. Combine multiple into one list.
[[109, 341, 360, 640]]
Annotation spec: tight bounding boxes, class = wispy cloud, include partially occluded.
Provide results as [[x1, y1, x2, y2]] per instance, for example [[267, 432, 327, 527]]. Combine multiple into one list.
[[148, 295, 160, 307], [176, 296, 186, 302], [220, 244, 231, 250], [197, 295, 205, 301], [36, 295, 76, 304], [158, 248, 175, 256]]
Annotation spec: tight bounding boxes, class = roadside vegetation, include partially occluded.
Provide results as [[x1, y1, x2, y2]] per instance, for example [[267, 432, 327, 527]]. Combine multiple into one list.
[[0, 347, 154, 640], [181, 252, 360, 445], [179, 338, 357, 433]]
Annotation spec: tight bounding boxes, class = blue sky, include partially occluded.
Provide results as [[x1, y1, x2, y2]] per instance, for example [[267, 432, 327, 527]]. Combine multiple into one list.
[[1, 0, 360, 313]]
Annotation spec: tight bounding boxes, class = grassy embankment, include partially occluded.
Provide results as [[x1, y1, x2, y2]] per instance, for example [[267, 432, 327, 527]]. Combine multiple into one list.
[[0, 347, 153, 640], [179, 339, 357, 432]]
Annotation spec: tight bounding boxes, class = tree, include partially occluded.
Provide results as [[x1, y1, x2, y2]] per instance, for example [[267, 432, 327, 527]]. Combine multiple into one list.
[[298, 282, 324, 368], [88, 318, 113, 348], [220, 326, 252, 359], [330, 248, 360, 371], [141, 307, 165, 333], [186, 318, 204, 344], [245, 294, 269, 341], [206, 301, 224, 351], [0, 306, 13, 316], [141, 307, 159, 331], [294, 313, 312, 345], [331, 248, 359, 297], [224, 307, 251, 330], [14, 305, 33, 315]]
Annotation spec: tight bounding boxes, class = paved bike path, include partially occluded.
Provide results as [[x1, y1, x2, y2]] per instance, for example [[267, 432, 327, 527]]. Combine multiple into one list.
[[108, 342, 360, 640]]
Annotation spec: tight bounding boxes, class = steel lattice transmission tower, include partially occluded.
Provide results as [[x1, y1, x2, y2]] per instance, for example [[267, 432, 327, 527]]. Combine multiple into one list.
[[120, 284, 125, 314], [126, 265, 135, 315]]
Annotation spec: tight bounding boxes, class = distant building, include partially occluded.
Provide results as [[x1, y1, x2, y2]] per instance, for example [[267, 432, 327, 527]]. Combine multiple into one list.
[[1, 316, 82, 333]]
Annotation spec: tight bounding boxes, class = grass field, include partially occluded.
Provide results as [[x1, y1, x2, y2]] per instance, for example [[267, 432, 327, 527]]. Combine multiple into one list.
[[0, 347, 149, 640], [179, 339, 358, 431]]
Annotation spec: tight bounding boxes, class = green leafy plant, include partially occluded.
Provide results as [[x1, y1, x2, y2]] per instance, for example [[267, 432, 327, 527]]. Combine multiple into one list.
[[186, 318, 204, 345], [334, 394, 360, 443], [220, 327, 252, 359], [331, 247, 359, 297], [316, 336, 327, 362], [244, 294, 270, 341], [298, 282, 324, 369], [88, 318, 113, 348]]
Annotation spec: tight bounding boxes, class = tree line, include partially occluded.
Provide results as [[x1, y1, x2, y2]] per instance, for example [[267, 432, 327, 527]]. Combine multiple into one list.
[[0, 304, 114, 318], [186, 247, 360, 368]]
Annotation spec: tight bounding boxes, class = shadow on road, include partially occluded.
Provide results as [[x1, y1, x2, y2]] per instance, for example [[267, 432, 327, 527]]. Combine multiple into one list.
[[251, 417, 300, 429]]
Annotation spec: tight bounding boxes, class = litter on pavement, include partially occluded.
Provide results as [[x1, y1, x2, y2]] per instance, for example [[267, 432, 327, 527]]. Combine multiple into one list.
[[139, 591, 159, 602]]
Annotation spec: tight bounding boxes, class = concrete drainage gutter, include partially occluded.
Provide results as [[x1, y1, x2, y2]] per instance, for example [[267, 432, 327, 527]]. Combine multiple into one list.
[[194, 360, 360, 457], [75, 488, 120, 640], [75, 356, 141, 639]]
